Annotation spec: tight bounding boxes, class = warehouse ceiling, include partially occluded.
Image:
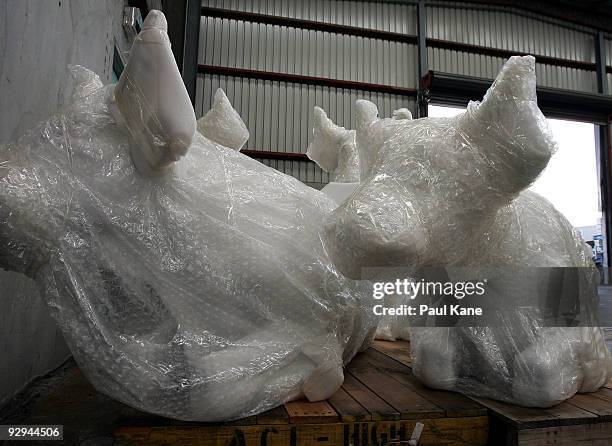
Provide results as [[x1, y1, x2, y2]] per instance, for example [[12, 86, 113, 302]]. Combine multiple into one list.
[[563, 0, 612, 7], [557, 0, 612, 12], [543, 0, 612, 30], [457, 0, 612, 32]]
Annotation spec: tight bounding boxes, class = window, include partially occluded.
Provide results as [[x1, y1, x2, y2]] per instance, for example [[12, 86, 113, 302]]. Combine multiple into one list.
[[112, 45, 125, 84]]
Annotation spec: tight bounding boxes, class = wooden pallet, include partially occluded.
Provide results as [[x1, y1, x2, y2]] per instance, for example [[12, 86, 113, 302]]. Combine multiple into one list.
[[3, 340, 611, 445], [114, 341, 488, 446]]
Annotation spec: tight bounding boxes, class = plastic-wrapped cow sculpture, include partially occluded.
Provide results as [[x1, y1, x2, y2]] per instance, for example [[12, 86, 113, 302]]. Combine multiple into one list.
[[323, 55, 611, 407], [0, 11, 376, 421]]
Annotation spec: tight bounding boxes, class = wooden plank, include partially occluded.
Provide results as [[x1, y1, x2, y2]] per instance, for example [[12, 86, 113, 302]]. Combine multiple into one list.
[[348, 353, 445, 420], [256, 405, 289, 425], [418, 416, 488, 446], [566, 388, 612, 421], [363, 348, 487, 418], [283, 399, 339, 424], [517, 421, 612, 445], [472, 396, 598, 429], [371, 339, 412, 366], [115, 416, 489, 446], [326, 386, 371, 422], [342, 373, 400, 421]]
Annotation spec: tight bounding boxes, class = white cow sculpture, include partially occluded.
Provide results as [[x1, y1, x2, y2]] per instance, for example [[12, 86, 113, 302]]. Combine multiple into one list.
[[0, 11, 376, 421], [323, 55, 611, 407], [0, 6, 609, 418]]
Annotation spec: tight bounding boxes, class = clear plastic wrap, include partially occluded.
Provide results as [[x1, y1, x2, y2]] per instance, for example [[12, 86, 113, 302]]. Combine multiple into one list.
[[0, 66, 377, 421], [197, 88, 250, 151], [324, 55, 611, 407]]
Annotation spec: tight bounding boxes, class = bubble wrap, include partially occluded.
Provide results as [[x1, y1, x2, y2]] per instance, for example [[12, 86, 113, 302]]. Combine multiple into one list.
[[324, 56, 611, 407], [197, 88, 250, 151], [0, 67, 377, 421]]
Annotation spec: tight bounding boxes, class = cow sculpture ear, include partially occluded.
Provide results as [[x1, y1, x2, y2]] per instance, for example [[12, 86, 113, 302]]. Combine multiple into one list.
[[460, 55, 556, 194], [197, 89, 249, 151]]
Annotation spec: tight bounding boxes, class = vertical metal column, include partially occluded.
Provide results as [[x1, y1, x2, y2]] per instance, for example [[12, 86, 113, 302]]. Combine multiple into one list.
[[595, 31, 612, 270], [183, 0, 200, 105], [416, 0, 428, 118], [600, 122, 612, 276], [596, 32, 609, 96], [162, 0, 199, 105], [163, 0, 186, 71]]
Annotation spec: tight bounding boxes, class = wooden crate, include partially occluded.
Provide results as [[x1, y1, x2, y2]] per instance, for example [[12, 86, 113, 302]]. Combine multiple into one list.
[[373, 341, 612, 446], [475, 379, 612, 445]]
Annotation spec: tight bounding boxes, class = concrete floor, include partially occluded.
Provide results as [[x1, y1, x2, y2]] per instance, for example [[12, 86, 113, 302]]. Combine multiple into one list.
[[599, 286, 612, 326], [598, 286, 612, 351]]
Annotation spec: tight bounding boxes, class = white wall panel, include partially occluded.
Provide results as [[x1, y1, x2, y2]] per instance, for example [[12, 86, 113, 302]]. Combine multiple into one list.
[[0, 0, 126, 407]]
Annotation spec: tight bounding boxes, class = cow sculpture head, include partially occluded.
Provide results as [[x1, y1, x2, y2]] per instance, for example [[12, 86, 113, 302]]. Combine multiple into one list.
[[324, 56, 556, 278]]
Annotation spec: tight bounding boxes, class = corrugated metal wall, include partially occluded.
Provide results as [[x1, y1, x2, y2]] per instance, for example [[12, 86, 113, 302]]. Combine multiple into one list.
[[202, 0, 418, 32], [427, 4, 594, 61], [197, 0, 609, 186], [196, 74, 414, 183], [198, 0, 418, 186], [426, 2, 597, 92], [198, 17, 417, 86]]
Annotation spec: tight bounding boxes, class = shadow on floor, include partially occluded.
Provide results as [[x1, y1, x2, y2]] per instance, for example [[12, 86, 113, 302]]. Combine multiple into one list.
[[0, 359, 163, 445]]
